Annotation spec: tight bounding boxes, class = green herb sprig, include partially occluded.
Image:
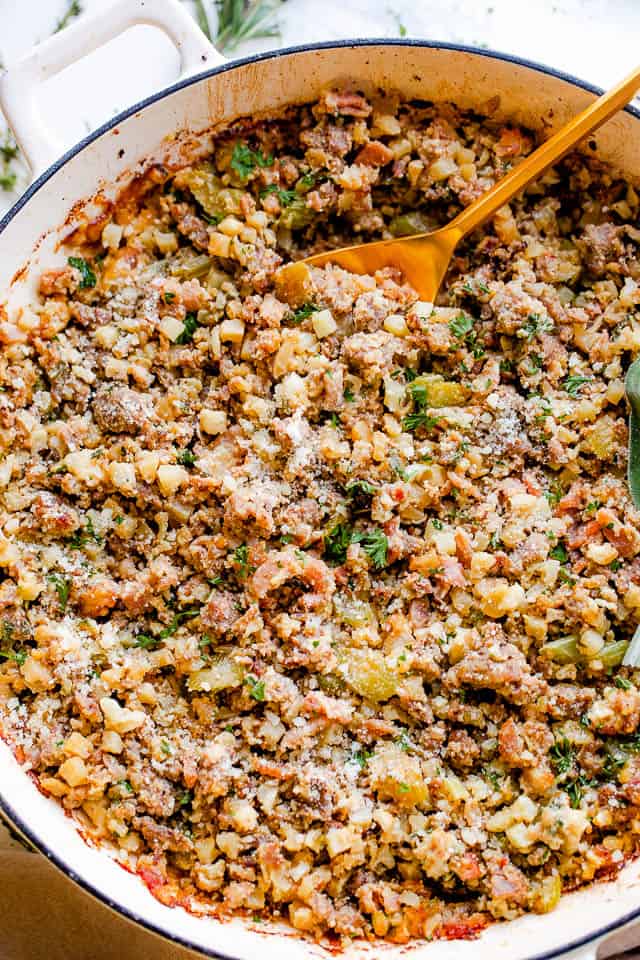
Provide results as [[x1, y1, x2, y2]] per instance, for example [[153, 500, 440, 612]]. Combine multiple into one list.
[[55, 0, 83, 32], [214, 0, 282, 53], [625, 357, 640, 508]]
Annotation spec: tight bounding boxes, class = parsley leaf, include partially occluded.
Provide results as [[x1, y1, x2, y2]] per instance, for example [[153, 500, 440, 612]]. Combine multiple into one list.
[[68, 256, 96, 289], [232, 544, 254, 579], [324, 523, 353, 565], [352, 528, 388, 569], [47, 573, 71, 611], [245, 674, 266, 701], [403, 378, 441, 433], [260, 184, 297, 206], [403, 411, 441, 432], [345, 479, 377, 498], [175, 311, 200, 345], [352, 747, 373, 768], [231, 142, 273, 180], [290, 302, 315, 325], [549, 542, 568, 563], [176, 448, 196, 468], [449, 313, 474, 339]]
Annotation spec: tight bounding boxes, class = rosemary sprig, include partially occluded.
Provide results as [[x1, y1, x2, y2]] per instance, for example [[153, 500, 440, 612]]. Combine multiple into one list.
[[0, 131, 18, 192], [55, 0, 83, 33], [214, 0, 282, 54], [626, 357, 640, 508], [192, 0, 213, 39]]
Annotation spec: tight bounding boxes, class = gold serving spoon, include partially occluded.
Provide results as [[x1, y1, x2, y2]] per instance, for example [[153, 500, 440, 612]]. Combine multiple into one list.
[[301, 64, 640, 300]]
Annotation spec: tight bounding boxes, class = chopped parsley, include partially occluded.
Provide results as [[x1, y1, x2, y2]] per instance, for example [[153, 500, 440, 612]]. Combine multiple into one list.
[[231, 141, 273, 180], [0, 648, 26, 666], [324, 523, 353, 565], [260, 184, 297, 206], [449, 313, 474, 339], [402, 380, 441, 433], [345, 479, 377, 498], [353, 528, 388, 570], [134, 608, 200, 650], [353, 747, 373, 768], [68, 256, 96, 289], [323, 523, 388, 570], [549, 542, 568, 563], [175, 311, 200, 345], [245, 674, 266, 701], [47, 573, 71, 611], [290, 302, 316, 325], [232, 543, 254, 579], [403, 410, 441, 433], [68, 517, 102, 549], [176, 448, 196, 468], [521, 312, 553, 340]]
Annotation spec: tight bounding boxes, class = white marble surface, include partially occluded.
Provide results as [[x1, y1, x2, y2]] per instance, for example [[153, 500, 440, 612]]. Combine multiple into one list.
[[0, 0, 639, 204], [1, 0, 640, 957]]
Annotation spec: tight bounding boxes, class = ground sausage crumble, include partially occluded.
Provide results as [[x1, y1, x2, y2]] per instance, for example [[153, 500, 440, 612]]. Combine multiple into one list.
[[2, 88, 640, 945]]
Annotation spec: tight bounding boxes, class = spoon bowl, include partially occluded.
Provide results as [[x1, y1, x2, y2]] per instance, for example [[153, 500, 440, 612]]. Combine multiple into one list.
[[301, 64, 640, 301]]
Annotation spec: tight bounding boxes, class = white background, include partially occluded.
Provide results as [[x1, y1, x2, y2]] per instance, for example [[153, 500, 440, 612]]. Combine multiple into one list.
[[0, 0, 639, 210]]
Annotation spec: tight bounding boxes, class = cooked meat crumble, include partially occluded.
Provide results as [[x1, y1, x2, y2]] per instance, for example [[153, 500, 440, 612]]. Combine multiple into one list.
[[2, 88, 640, 945]]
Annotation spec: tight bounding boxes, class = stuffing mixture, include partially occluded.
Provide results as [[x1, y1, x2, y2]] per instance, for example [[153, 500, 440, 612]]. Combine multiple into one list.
[[2, 88, 640, 946]]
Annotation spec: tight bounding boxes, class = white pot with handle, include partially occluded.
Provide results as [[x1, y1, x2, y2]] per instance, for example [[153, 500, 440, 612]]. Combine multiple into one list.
[[1, 1, 640, 957]]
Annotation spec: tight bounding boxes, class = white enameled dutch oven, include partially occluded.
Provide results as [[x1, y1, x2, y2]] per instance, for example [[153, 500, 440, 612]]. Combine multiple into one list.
[[1, 1, 640, 957]]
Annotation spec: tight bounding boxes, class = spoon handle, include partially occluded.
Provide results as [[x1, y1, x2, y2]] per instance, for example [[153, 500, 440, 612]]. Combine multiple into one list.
[[447, 63, 640, 241]]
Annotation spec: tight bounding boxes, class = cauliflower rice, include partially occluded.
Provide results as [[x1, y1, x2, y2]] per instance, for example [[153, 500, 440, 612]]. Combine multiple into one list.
[[1, 87, 640, 945]]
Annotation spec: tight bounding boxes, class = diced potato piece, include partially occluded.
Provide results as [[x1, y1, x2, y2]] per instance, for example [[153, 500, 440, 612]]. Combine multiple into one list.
[[154, 230, 178, 255], [339, 648, 398, 702], [58, 757, 88, 787], [64, 450, 104, 486], [156, 464, 188, 496], [100, 697, 146, 734], [476, 578, 526, 618], [0, 536, 19, 566], [159, 316, 186, 343], [188, 656, 244, 692], [108, 461, 137, 496], [102, 222, 123, 250], [219, 317, 245, 343], [585, 542, 618, 565], [208, 232, 232, 258], [311, 309, 337, 339], [200, 409, 228, 435], [429, 156, 457, 181], [369, 744, 430, 808], [136, 451, 160, 482], [102, 730, 124, 754], [531, 874, 562, 914], [217, 216, 244, 237], [64, 732, 92, 758]]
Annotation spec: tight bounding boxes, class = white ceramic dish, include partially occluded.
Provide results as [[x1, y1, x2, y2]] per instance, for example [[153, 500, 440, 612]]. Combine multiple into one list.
[[1, 1, 640, 956]]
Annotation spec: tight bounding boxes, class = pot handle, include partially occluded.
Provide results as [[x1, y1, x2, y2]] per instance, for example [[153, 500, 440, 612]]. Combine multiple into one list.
[[0, 0, 224, 178]]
